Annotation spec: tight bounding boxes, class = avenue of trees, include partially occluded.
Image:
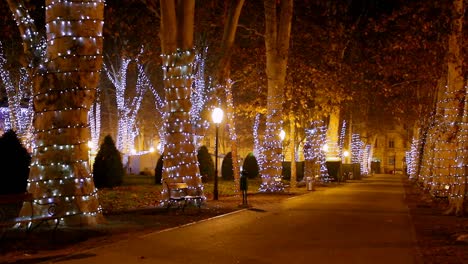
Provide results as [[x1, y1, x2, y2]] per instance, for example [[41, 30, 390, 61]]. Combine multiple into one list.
[[0, 0, 466, 227]]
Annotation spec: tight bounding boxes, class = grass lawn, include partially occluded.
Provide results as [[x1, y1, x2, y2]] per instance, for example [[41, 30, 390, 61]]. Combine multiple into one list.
[[99, 175, 268, 213]]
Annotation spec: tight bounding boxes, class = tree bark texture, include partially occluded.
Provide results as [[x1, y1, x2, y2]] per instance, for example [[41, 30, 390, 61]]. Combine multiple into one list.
[[326, 108, 340, 160], [225, 81, 241, 194], [429, 0, 465, 201], [214, 0, 245, 195], [289, 113, 296, 188], [159, 0, 203, 199], [11, 0, 105, 226], [260, 0, 293, 192], [447, 0, 466, 215]]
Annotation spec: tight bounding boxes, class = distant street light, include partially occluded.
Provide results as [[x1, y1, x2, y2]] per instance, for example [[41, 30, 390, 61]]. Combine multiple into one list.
[[322, 144, 329, 152], [212, 107, 224, 200], [279, 129, 286, 141]]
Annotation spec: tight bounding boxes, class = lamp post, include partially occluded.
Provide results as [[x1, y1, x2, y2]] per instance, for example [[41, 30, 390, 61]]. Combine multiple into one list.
[[212, 107, 224, 200]]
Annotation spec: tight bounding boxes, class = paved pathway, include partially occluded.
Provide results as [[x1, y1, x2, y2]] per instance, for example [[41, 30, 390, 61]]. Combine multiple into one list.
[[50, 174, 421, 264]]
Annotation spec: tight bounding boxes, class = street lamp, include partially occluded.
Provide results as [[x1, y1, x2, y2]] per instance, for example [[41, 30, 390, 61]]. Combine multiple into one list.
[[279, 129, 286, 141], [343, 150, 350, 163], [212, 107, 224, 200]]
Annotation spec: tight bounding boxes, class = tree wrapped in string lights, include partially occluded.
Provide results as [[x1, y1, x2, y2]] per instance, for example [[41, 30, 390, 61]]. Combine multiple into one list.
[[103, 57, 147, 156], [146, 47, 212, 155], [190, 47, 212, 147], [303, 120, 329, 182], [158, 1, 204, 204], [0, 42, 34, 147], [6, 0, 106, 226], [88, 100, 101, 153], [338, 120, 346, 159], [259, 0, 293, 192]]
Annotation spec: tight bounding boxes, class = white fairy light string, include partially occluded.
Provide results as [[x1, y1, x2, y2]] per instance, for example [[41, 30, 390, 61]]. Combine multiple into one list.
[[253, 113, 264, 171], [303, 120, 329, 181], [88, 100, 101, 152], [159, 48, 204, 205], [0, 42, 34, 147], [8, 0, 107, 225], [190, 47, 212, 147], [259, 109, 284, 192], [338, 120, 346, 159]]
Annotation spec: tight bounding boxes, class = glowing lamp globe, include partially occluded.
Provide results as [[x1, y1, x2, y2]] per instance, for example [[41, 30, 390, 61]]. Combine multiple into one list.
[[322, 144, 329, 152], [279, 130, 286, 141], [212, 107, 224, 124]]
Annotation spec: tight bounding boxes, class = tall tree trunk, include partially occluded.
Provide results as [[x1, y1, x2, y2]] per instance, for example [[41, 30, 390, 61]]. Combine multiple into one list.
[[159, 0, 203, 200], [214, 0, 245, 195], [446, 0, 465, 215], [289, 113, 296, 188], [431, 0, 465, 200], [8, 0, 106, 226], [260, 0, 293, 192], [326, 108, 341, 160]]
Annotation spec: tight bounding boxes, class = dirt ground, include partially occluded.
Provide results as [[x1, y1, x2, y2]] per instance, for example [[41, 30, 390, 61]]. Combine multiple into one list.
[[1, 179, 467, 264], [402, 179, 468, 264]]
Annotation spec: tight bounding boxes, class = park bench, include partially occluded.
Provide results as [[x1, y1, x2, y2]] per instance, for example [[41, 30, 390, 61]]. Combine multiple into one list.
[[0, 192, 62, 238], [163, 179, 203, 211]]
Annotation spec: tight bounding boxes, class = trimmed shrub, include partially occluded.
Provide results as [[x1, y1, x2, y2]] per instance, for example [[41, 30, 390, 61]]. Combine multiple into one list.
[[0, 130, 31, 195], [221, 152, 233, 180], [242, 153, 259, 179], [92, 135, 124, 188], [197, 146, 214, 182], [154, 155, 163, 184]]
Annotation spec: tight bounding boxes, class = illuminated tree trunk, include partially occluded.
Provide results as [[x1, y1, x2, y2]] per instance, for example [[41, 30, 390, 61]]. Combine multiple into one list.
[[446, 0, 466, 215], [7, 0, 105, 225], [326, 108, 341, 160], [159, 0, 203, 198], [259, 0, 293, 192], [430, 0, 465, 202], [289, 113, 296, 188], [419, 79, 445, 188], [225, 81, 241, 193], [0, 43, 34, 146], [214, 0, 245, 194]]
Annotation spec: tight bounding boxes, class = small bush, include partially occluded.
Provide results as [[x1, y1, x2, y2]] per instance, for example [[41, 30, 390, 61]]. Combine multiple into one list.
[[154, 155, 163, 185], [197, 146, 214, 182], [92, 135, 124, 188], [221, 152, 233, 180], [243, 153, 259, 179], [0, 130, 31, 195]]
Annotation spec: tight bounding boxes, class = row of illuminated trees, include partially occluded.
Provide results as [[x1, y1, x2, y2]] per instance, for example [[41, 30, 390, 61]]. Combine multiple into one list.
[[0, 0, 296, 226], [1, 0, 464, 227]]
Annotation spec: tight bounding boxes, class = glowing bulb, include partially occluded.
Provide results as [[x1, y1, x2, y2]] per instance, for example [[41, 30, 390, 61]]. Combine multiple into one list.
[[149, 147, 155, 153], [322, 144, 329, 152], [212, 107, 224, 124], [279, 130, 286, 141]]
